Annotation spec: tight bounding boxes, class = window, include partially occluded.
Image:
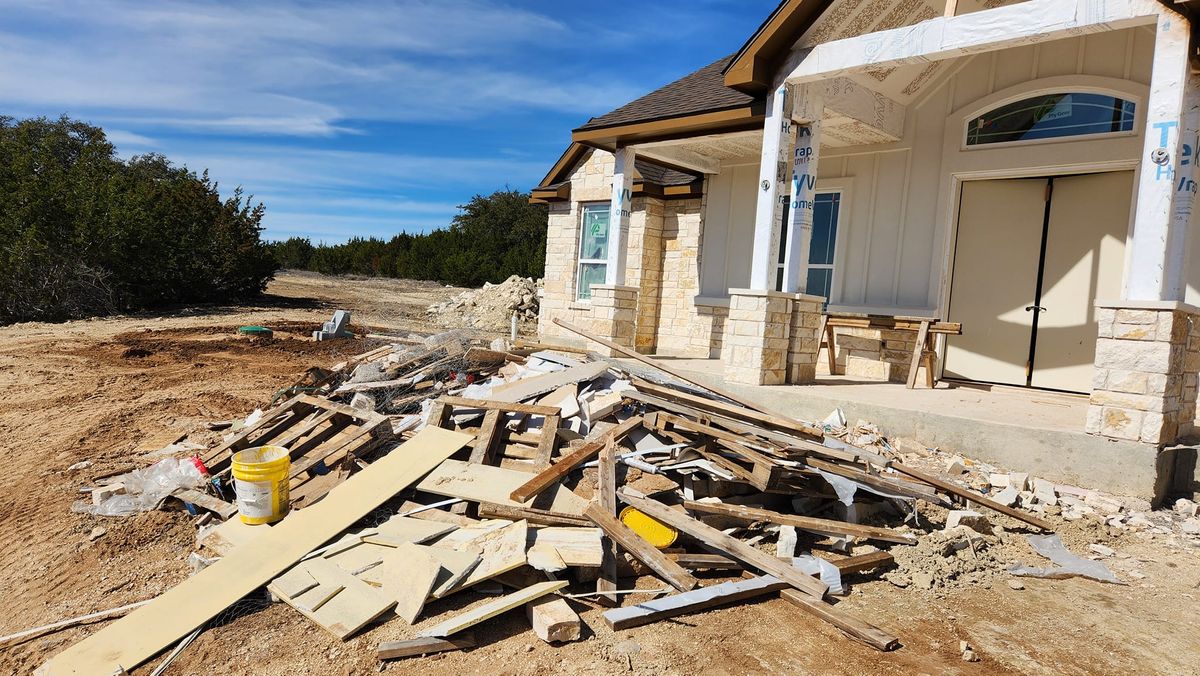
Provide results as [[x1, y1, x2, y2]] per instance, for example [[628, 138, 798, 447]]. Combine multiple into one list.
[[966, 92, 1135, 147], [774, 192, 841, 301], [577, 202, 609, 300]]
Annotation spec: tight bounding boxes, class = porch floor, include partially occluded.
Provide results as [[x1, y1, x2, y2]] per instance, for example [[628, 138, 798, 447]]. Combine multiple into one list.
[[655, 357, 1088, 434], [637, 356, 1156, 497]]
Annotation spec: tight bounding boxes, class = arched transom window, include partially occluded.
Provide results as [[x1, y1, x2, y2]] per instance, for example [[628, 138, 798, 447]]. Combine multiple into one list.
[[966, 92, 1135, 147]]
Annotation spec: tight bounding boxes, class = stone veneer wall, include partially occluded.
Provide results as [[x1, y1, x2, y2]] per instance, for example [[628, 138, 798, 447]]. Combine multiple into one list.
[[537, 148, 721, 358], [816, 326, 922, 382], [1086, 304, 1200, 444]]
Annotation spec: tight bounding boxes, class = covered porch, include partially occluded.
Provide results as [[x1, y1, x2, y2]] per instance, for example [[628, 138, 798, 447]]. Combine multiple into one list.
[[638, 356, 1160, 497]]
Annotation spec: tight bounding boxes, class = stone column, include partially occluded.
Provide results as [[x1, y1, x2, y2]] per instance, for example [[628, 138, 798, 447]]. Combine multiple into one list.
[[787, 293, 824, 383], [586, 285, 639, 357], [1086, 301, 1200, 444], [722, 289, 793, 386]]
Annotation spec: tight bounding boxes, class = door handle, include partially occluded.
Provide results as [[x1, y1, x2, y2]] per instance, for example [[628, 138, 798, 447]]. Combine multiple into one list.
[[1025, 305, 1046, 313]]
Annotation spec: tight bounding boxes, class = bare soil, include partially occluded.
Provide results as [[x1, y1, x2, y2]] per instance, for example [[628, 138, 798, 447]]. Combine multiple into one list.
[[1, 272, 1198, 675]]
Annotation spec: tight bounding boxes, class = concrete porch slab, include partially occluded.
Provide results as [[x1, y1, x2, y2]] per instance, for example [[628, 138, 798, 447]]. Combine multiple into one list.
[[649, 357, 1158, 499]]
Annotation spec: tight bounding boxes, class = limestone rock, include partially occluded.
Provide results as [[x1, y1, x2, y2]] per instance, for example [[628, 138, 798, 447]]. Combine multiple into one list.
[[946, 510, 992, 535]]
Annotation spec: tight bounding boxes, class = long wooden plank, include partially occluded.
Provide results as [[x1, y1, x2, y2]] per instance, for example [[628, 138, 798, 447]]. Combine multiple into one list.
[[417, 459, 588, 515], [603, 575, 788, 630], [805, 458, 949, 506], [681, 501, 917, 545], [438, 395, 560, 417], [468, 409, 504, 465], [489, 361, 610, 403], [553, 317, 798, 421], [631, 380, 823, 439], [40, 427, 473, 675], [617, 492, 827, 599], [780, 589, 900, 651], [665, 550, 894, 575], [508, 415, 643, 503], [889, 463, 1054, 531], [377, 634, 475, 660], [584, 503, 697, 592], [417, 581, 568, 637], [596, 437, 619, 606]]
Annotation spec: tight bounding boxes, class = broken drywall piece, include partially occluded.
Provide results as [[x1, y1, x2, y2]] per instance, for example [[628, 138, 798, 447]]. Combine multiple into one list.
[[1009, 534, 1120, 584]]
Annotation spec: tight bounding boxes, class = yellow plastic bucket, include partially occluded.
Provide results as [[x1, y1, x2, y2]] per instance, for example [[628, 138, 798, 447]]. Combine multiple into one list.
[[620, 506, 678, 549], [231, 445, 291, 525]]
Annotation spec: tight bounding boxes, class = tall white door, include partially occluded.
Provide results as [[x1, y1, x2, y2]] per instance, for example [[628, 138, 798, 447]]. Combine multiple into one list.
[[944, 179, 1047, 387], [1030, 172, 1131, 391]]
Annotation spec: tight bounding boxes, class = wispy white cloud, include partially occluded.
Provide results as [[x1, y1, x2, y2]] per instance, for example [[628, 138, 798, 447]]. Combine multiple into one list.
[[0, 0, 635, 136]]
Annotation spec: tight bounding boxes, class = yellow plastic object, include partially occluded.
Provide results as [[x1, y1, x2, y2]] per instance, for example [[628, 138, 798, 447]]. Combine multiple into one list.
[[231, 445, 291, 525], [619, 506, 678, 548]]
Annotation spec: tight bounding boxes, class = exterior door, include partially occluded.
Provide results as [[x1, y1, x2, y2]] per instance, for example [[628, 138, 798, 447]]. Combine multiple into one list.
[[944, 179, 1047, 387], [945, 172, 1132, 393], [1030, 172, 1131, 390]]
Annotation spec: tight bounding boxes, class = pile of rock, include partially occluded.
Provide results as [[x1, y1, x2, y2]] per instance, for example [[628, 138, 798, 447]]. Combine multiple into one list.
[[427, 276, 540, 332]]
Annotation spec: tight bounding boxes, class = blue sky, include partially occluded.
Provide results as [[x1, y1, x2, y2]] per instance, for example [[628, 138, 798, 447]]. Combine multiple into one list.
[[1, 0, 777, 243]]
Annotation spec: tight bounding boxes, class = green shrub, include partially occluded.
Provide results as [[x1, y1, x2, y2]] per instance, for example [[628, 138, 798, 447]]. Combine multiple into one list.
[[0, 115, 277, 323]]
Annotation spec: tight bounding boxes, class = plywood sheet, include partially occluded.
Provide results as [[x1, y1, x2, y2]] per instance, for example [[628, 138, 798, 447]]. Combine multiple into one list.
[[40, 427, 472, 675], [417, 459, 587, 515]]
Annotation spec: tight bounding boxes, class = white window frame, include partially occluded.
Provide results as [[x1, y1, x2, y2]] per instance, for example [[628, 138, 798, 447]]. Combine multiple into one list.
[[774, 188, 843, 297], [577, 201, 610, 301]]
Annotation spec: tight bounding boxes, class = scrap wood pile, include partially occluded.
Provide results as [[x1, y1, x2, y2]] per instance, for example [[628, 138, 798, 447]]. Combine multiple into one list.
[[38, 320, 1078, 674]]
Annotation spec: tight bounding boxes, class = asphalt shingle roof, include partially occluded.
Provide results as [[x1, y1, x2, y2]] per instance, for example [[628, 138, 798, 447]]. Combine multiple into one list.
[[576, 54, 758, 131]]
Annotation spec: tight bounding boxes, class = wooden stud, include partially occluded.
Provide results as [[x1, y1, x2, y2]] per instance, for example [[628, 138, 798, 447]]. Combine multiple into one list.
[[596, 437, 619, 607], [681, 500, 917, 545], [526, 596, 582, 643], [603, 575, 787, 630], [906, 319, 931, 389], [890, 463, 1054, 531], [780, 589, 900, 651], [418, 580, 568, 637], [469, 409, 504, 465], [584, 502, 698, 592], [507, 415, 643, 504], [618, 491, 827, 599], [437, 395, 560, 417], [377, 634, 475, 660]]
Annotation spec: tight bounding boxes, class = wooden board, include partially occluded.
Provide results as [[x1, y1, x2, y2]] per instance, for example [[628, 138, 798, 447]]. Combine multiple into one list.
[[618, 492, 827, 599], [40, 427, 472, 675], [417, 459, 588, 515], [526, 527, 603, 567], [438, 395, 560, 417], [780, 589, 900, 651], [273, 558, 395, 640], [417, 581, 568, 638], [681, 501, 917, 545], [488, 362, 610, 403], [603, 575, 788, 630], [508, 416, 643, 503], [359, 543, 441, 624], [432, 520, 528, 598], [427, 547, 483, 599], [584, 502, 697, 592], [377, 634, 475, 660], [889, 463, 1054, 531]]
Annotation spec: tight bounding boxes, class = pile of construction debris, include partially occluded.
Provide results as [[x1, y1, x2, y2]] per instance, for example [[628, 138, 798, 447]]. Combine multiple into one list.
[[427, 275, 539, 332], [34, 320, 1139, 673]]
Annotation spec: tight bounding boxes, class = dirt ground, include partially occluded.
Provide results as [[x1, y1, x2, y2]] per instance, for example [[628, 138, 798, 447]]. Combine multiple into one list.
[[1, 272, 1198, 675]]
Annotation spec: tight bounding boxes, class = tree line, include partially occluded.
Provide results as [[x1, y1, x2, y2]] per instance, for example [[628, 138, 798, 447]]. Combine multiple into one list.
[[270, 189, 548, 287], [0, 115, 276, 323]]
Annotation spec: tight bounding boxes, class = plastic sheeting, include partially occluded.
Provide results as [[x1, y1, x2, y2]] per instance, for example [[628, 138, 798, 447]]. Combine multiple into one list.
[[73, 458, 206, 517], [1009, 534, 1121, 584]]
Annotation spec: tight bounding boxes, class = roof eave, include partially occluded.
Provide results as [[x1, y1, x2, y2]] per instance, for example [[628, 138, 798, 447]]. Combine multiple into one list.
[[571, 103, 766, 148], [723, 0, 835, 95]]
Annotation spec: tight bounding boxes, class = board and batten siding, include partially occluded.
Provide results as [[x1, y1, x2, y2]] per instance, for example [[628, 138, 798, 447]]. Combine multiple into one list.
[[700, 28, 1157, 315]]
